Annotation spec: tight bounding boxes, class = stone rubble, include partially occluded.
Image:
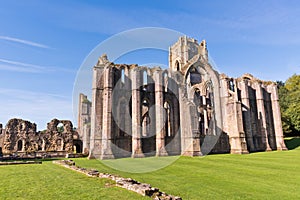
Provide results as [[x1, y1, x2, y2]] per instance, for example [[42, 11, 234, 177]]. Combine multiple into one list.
[[53, 160, 182, 200]]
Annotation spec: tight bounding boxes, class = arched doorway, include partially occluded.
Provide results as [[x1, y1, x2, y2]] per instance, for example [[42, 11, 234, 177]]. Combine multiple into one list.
[[73, 140, 83, 153]]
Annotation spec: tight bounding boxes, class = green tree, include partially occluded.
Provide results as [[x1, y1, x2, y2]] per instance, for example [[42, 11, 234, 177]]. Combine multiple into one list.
[[278, 74, 300, 136]]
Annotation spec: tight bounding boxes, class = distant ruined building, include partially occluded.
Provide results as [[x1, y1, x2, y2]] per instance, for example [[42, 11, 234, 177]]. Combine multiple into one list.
[[0, 118, 82, 157]]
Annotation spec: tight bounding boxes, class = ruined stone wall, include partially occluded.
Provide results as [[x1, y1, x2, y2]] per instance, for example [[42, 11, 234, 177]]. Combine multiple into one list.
[[0, 118, 81, 156], [88, 54, 185, 159], [2, 119, 38, 154], [219, 73, 287, 153], [84, 36, 287, 160]]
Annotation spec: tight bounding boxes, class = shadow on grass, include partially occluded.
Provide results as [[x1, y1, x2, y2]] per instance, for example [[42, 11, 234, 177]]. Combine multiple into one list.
[[284, 137, 300, 150]]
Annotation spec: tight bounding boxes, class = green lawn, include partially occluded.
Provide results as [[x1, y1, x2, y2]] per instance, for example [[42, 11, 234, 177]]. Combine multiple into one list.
[[0, 160, 146, 200], [74, 138, 300, 200], [0, 138, 299, 200]]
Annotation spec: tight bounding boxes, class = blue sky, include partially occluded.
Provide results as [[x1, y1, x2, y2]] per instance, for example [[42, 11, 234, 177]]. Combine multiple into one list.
[[1, 0, 300, 129]]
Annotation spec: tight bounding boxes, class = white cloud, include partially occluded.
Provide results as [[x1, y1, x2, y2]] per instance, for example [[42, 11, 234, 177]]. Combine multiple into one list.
[[0, 58, 75, 73], [0, 88, 74, 130], [0, 35, 50, 49]]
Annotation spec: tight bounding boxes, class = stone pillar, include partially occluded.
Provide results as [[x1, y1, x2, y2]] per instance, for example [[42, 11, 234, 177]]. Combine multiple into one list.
[[220, 76, 248, 154], [238, 79, 255, 152], [131, 68, 144, 158], [42, 139, 46, 151], [78, 94, 84, 133], [269, 84, 287, 150], [181, 103, 202, 156], [228, 100, 249, 154], [21, 139, 25, 152], [101, 67, 115, 159], [82, 124, 91, 154], [219, 75, 231, 134], [255, 82, 271, 151], [154, 71, 168, 156], [89, 66, 104, 159], [179, 84, 202, 156]]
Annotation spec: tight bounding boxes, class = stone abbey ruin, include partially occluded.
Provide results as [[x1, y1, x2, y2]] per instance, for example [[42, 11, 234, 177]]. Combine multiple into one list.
[[0, 36, 287, 159], [78, 36, 287, 159], [0, 118, 82, 158]]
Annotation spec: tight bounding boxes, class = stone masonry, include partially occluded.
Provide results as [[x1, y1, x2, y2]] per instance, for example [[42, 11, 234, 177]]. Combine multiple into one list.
[[0, 118, 82, 157], [78, 36, 287, 159]]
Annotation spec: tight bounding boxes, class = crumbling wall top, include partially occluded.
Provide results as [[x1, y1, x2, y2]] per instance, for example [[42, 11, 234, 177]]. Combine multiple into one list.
[[5, 118, 37, 133]]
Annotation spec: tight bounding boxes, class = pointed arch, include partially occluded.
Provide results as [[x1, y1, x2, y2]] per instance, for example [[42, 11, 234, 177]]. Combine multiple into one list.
[[164, 101, 172, 137], [121, 68, 125, 83], [163, 70, 168, 92], [183, 58, 223, 136], [143, 70, 148, 85]]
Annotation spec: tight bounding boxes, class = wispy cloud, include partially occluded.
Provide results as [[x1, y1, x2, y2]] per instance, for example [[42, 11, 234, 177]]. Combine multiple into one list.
[[0, 88, 73, 129], [0, 58, 75, 73], [0, 35, 50, 49]]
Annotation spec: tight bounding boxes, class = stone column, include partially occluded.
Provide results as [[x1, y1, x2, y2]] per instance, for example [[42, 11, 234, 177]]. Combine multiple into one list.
[[154, 71, 168, 156], [100, 67, 114, 159], [255, 82, 271, 151], [238, 79, 255, 152], [21, 139, 25, 152], [89, 66, 104, 159], [78, 94, 84, 133], [82, 124, 91, 154], [42, 139, 46, 151], [220, 76, 248, 154], [182, 103, 202, 156], [179, 83, 202, 156], [131, 68, 144, 158], [219, 75, 230, 134], [178, 80, 187, 155], [269, 84, 287, 150]]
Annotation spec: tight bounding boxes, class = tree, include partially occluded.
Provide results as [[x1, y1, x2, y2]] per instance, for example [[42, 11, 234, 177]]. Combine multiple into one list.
[[278, 74, 300, 136]]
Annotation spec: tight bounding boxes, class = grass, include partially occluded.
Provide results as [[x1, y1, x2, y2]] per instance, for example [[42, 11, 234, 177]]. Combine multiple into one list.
[[74, 138, 300, 200], [0, 138, 299, 200], [0, 160, 146, 200]]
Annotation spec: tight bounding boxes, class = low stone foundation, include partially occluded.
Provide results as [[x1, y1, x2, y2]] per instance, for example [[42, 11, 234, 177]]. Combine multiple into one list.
[[53, 160, 182, 200]]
